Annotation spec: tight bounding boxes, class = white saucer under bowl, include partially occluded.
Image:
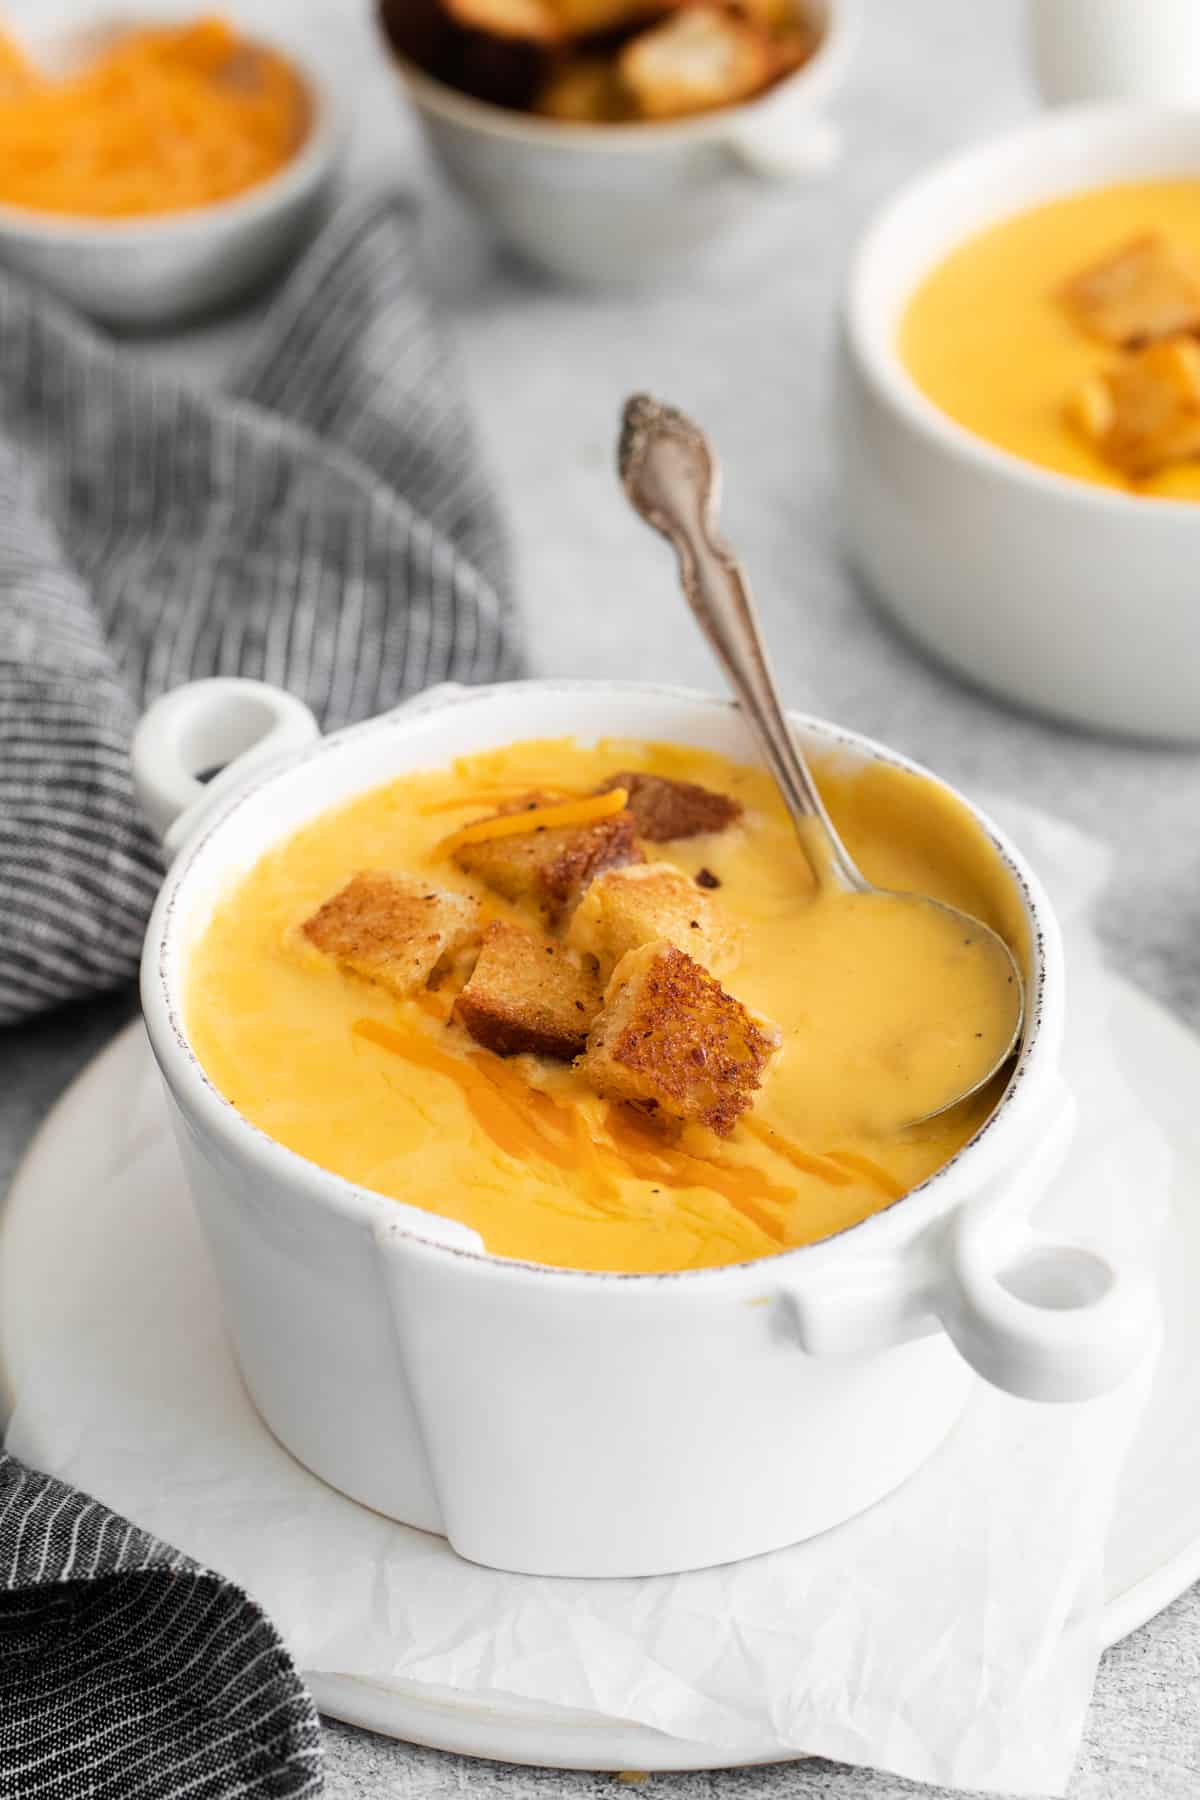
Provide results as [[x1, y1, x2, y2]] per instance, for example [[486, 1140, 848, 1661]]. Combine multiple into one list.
[[2, 977, 1199, 1772]]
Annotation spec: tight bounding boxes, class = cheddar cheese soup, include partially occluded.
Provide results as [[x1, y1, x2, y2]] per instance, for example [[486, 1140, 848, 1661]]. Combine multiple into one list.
[[187, 739, 1026, 1275], [901, 180, 1200, 498]]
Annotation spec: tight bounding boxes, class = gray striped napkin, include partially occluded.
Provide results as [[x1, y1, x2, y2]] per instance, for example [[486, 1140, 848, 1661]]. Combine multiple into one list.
[[0, 189, 518, 1026], [0, 193, 520, 1796], [0, 1455, 320, 1799]]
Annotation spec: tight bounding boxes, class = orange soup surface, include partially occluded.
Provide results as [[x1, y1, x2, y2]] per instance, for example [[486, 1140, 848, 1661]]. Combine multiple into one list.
[[187, 738, 1025, 1275], [901, 180, 1200, 499]]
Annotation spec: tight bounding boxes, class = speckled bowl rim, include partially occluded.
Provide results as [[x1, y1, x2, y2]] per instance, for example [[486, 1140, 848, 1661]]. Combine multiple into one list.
[[142, 678, 1059, 1289]]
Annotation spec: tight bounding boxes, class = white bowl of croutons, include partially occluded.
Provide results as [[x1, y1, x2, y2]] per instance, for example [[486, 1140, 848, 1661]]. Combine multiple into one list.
[[840, 105, 1200, 741], [133, 675, 1156, 1578], [376, 0, 857, 284]]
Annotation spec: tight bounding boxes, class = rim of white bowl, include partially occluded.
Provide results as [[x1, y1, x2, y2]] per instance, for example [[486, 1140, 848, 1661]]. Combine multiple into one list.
[[383, 0, 857, 152], [142, 678, 1057, 1289], [0, 27, 341, 244], [846, 101, 1200, 522]]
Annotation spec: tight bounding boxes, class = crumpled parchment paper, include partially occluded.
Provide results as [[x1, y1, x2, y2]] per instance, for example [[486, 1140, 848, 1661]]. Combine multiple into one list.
[[5, 800, 1169, 1795]]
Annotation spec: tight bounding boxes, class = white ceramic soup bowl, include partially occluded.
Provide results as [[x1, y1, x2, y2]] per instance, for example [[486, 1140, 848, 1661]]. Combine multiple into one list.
[[0, 7, 341, 327], [839, 106, 1200, 742], [378, 0, 857, 286], [135, 676, 1155, 1579]]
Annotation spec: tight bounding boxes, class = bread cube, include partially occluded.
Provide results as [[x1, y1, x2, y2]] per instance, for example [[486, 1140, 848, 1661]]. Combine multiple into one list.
[[554, 0, 678, 35], [618, 5, 772, 119], [302, 872, 479, 999], [445, 0, 560, 40], [1065, 372, 1115, 444], [595, 769, 742, 840], [1060, 235, 1200, 348], [536, 54, 629, 121], [728, 0, 821, 73], [567, 861, 739, 978], [580, 941, 778, 1136], [764, 19, 820, 78], [452, 792, 643, 921], [454, 919, 603, 1058], [1073, 335, 1200, 477]]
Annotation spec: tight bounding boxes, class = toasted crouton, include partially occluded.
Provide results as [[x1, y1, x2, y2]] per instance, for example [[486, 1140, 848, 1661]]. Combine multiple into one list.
[[764, 20, 819, 78], [1065, 372, 1116, 444], [302, 872, 479, 998], [567, 862, 740, 979], [453, 792, 643, 920], [728, 0, 803, 27], [454, 919, 603, 1058], [536, 53, 629, 120], [554, 0, 679, 34], [594, 770, 742, 840], [728, 0, 822, 73], [445, 0, 560, 40], [1072, 336, 1200, 476], [580, 941, 778, 1136], [618, 5, 773, 119], [1060, 235, 1200, 348]]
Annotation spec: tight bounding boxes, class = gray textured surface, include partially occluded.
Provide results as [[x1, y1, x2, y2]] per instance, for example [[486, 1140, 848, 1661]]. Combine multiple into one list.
[[3, 0, 1200, 1792]]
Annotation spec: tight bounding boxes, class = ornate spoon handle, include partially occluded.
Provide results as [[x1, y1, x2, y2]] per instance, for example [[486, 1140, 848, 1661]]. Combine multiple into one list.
[[618, 394, 865, 893]]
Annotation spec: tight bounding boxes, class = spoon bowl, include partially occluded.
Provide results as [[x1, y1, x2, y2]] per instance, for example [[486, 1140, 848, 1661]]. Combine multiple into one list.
[[618, 393, 1025, 1129]]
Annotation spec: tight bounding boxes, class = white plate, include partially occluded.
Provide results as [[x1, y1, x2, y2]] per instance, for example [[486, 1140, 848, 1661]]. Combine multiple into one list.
[[2, 978, 1198, 1772]]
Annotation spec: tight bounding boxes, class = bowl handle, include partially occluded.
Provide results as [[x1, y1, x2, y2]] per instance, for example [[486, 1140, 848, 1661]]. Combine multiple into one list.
[[724, 113, 840, 184], [787, 1099, 1159, 1402], [132, 677, 320, 855], [936, 1197, 1159, 1403]]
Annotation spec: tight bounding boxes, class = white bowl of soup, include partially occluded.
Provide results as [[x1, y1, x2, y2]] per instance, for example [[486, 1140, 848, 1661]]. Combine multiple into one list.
[[134, 675, 1155, 1578], [840, 106, 1200, 741]]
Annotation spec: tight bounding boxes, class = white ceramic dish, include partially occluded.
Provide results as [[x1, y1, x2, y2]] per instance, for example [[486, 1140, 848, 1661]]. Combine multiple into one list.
[[839, 106, 1200, 743], [378, 0, 857, 285], [0, 8, 341, 326], [128, 674, 1156, 1580], [2, 970, 1197, 1769]]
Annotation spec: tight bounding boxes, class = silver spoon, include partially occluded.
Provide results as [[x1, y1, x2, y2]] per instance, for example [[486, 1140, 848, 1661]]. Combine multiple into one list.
[[618, 393, 1024, 1128]]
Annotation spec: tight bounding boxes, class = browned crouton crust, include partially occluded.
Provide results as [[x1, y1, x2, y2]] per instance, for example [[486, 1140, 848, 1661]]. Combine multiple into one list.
[[567, 861, 739, 979], [595, 770, 742, 841], [556, 0, 679, 35], [452, 792, 643, 921], [1106, 336, 1200, 474], [444, 0, 559, 41], [579, 941, 778, 1136], [536, 53, 630, 121], [454, 919, 603, 1058], [1070, 335, 1200, 476], [617, 5, 773, 119], [1060, 235, 1200, 348], [302, 872, 479, 998]]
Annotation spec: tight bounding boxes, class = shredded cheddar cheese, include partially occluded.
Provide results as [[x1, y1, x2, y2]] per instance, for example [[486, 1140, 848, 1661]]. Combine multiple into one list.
[[352, 1014, 801, 1241], [0, 16, 309, 219], [434, 789, 628, 858]]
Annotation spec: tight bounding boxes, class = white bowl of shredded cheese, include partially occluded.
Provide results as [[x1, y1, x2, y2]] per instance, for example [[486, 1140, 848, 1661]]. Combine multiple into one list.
[[0, 8, 341, 326]]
